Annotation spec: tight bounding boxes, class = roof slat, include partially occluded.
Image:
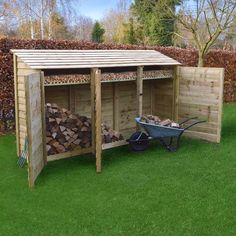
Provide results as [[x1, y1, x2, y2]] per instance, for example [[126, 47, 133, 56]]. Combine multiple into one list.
[[11, 49, 180, 69]]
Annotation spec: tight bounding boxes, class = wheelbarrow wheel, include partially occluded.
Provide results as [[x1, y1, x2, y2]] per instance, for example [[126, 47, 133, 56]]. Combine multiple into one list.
[[128, 132, 149, 152]]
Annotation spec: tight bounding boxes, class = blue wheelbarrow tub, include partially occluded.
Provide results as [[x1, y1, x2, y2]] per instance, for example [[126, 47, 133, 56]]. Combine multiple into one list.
[[135, 117, 184, 138]]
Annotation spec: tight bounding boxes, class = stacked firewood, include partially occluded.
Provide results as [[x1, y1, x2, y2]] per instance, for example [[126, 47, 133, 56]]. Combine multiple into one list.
[[102, 123, 124, 143], [46, 103, 92, 155], [46, 103, 124, 155], [140, 115, 180, 128]]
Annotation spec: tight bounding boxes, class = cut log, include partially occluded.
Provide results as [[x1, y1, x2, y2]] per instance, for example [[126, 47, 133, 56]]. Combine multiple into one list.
[[46, 103, 124, 156]]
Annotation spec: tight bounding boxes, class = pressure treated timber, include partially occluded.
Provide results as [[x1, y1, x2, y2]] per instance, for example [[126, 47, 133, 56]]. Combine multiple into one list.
[[113, 83, 120, 131], [152, 78, 174, 120], [25, 73, 45, 187], [40, 71, 47, 166], [102, 140, 128, 150], [136, 67, 143, 130], [13, 48, 226, 189], [15, 57, 39, 154], [13, 55, 20, 156], [91, 68, 102, 172], [47, 147, 93, 162], [177, 67, 224, 143], [173, 67, 179, 121], [90, 70, 95, 155], [44, 70, 174, 86], [11, 50, 180, 69]]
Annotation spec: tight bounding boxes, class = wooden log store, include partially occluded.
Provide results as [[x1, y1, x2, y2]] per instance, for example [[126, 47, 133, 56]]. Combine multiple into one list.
[[12, 49, 225, 187]]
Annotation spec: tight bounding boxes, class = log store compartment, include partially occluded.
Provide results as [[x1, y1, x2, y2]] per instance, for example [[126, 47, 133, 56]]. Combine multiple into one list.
[[12, 50, 224, 187]]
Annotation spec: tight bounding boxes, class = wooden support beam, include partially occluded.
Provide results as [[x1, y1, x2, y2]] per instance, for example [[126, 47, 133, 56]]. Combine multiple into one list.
[[90, 70, 95, 155], [40, 71, 47, 165], [172, 66, 179, 121], [136, 66, 143, 130], [14, 55, 20, 156], [91, 68, 102, 172]]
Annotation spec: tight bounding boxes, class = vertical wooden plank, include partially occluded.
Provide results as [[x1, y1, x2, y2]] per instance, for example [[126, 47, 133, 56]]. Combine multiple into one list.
[[13, 55, 20, 156], [173, 66, 179, 121], [25, 73, 45, 187], [217, 68, 225, 143], [150, 80, 154, 115], [40, 71, 47, 165], [90, 69, 96, 155], [91, 68, 102, 173], [136, 66, 143, 130], [137, 66, 143, 117], [24, 76, 32, 187], [69, 85, 76, 112], [113, 83, 120, 131]]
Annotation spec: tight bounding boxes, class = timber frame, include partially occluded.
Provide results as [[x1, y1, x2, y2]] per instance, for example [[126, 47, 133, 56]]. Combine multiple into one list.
[[12, 49, 224, 187]]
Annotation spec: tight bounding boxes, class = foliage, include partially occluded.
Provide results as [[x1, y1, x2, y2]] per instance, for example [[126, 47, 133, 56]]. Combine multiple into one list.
[[101, 0, 131, 44], [171, 0, 236, 66], [1, 38, 236, 132], [131, 0, 180, 46], [124, 18, 137, 44], [1, 104, 236, 235], [91, 21, 105, 43]]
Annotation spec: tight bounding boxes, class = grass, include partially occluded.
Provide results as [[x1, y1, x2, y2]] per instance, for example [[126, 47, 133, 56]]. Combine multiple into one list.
[[1, 104, 236, 236]]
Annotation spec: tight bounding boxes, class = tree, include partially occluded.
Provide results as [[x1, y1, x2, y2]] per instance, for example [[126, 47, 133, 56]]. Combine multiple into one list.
[[0, 0, 78, 39], [72, 15, 93, 41], [91, 21, 105, 43], [101, 0, 131, 43], [124, 17, 137, 44], [169, 0, 236, 66], [131, 0, 179, 46]]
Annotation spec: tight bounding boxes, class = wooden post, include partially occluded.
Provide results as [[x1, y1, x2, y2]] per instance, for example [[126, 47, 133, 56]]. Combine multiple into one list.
[[217, 68, 225, 143], [91, 68, 102, 172], [136, 66, 143, 130], [13, 55, 20, 156], [150, 80, 154, 115], [40, 71, 47, 165], [90, 70, 95, 155], [172, 66, 179, 122]]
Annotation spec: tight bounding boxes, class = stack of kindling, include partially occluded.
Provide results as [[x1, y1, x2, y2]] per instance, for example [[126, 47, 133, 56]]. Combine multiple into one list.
[[140, 115, 180, 128]]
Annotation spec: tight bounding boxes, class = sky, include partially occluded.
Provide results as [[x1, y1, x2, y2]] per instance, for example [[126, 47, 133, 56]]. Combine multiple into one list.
[[77, 0, 194, 21], [78, 0, 121, 20]]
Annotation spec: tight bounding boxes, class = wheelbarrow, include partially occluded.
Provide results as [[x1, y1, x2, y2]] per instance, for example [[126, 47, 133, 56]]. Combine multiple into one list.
[[128, 117, 206, 152]]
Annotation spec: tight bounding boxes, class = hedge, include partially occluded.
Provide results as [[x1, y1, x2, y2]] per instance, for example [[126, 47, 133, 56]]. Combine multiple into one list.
[[0, 38, 235, 132]]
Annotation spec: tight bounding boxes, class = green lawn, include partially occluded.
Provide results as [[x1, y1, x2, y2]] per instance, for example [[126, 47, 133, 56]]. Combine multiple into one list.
[[0, 104, 236, 236]]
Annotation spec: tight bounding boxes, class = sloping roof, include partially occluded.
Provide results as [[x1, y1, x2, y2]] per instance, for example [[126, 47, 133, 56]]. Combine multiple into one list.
[[11, 49, 180, 69]]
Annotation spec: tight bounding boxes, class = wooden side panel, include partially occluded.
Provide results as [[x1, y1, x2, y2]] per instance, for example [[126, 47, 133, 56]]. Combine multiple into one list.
[[152, 78, 174, 119], [25, 73, 45, 187], [15, 58, 38, 155], [177, 66, 224, 143]]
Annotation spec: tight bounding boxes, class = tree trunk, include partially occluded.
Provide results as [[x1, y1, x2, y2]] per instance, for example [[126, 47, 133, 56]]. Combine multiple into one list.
[[198, 52, 205, 67], [40, 0, 44, 39], [48, 10, 52, 39]]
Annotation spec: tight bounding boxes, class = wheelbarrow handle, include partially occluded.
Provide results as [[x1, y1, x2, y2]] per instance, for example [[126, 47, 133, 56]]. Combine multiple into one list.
[[183, 120, 206, 131], [179, 117, 198, 125]]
